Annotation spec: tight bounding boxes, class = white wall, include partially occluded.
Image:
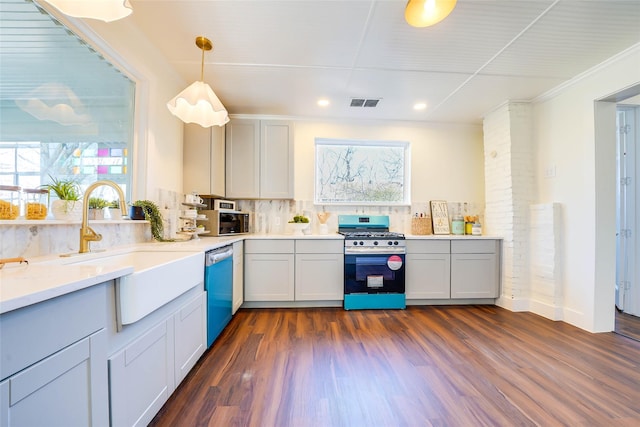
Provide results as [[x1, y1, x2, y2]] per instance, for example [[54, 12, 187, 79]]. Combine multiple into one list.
[[59, 14, 187, 200], [532, 44, 640, 332], [292, 120, 484, 204]]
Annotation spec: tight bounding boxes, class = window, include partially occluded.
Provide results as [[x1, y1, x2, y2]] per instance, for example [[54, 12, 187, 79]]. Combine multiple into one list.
[[0, 0, 135, 200], [315, 138, 410, 205]]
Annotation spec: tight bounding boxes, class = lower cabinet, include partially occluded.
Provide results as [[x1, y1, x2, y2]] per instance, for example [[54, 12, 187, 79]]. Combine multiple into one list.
[[405, 240, 451, 299], [244, 240, 295, 301], [0, 330, 108, 427], [295, 240, 343, 301], [451, 240, 500, 299], [0, 283, 109, 427], [232, 240, 244, 313], [109, 291, 206, 427], [406, 239, 501, 301]]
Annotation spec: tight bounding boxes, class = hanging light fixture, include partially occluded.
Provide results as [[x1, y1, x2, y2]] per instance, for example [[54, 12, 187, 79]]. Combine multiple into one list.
[[42, 0, 133, 22], [405, 0, 457, 28], [167, 36, 229, 128]]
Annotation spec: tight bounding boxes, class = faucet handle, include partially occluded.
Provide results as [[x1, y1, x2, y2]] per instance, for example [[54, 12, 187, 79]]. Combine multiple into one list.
[[84, 226, 103, 242]]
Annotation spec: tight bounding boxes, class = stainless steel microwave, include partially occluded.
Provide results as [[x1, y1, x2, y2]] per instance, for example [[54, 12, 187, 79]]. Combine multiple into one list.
[[200, 210, 250, 236]]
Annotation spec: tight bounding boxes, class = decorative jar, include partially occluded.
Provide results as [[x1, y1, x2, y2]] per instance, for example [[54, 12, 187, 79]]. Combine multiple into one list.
[[0, 185, 21, 220], [23, 188, 49, 219]]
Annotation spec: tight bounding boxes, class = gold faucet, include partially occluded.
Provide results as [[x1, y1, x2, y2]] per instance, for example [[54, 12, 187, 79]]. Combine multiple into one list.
[[79, 180, 127, 253]]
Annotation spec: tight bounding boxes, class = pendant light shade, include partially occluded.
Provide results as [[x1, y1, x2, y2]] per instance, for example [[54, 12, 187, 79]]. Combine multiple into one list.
[[405, 0, 457, 28], [43, 0, 133, 22], [167, 36, 229, 128]]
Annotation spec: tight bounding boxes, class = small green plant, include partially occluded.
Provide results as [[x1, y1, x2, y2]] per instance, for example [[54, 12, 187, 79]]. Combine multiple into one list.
[[108, 200, 121, 209], [288, 214, 309, 223], [88, 197, 109, 209], [42, 175, 81, 201], [131, 200, 173, 242]]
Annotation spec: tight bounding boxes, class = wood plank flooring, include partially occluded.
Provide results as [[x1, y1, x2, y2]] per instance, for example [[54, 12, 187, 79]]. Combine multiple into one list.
[[150, 306, 640, 427], [616, 309, 640, 342]]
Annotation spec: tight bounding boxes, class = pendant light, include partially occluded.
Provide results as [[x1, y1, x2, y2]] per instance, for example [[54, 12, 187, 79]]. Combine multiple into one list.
[[42, 0, 133, 22], [405, 0, 457, 28], [167, 36, 229, 128]]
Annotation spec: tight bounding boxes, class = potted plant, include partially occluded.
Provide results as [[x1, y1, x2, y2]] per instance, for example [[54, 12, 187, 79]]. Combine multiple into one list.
[[131, 200, 173, 241], [42, 175, 83, 221], [287, 214, 310, 235], [107, 200, 123, 220], [87, 197, 109, 220]]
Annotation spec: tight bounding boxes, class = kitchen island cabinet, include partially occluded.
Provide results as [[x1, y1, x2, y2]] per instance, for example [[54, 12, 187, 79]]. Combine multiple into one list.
[[225, 119, 294, 199], [183, 123, 225, 197], [0, 284, 109, 427]]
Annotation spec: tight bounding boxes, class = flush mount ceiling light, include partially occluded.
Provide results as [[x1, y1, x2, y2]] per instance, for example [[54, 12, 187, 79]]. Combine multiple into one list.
[[405, 0, 457, 28], [167, 36, 229, 128], [42, 0, 133, 22]]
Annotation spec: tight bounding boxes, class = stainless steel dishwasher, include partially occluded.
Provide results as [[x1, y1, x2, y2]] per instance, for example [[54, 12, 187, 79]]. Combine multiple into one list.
[[204, 245, 234, 347]]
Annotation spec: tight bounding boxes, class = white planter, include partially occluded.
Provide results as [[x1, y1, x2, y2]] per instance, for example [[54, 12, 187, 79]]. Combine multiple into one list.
[[88, 208, 105, 220], [107, 208, 123, 220], [51, 199, 83, 221]]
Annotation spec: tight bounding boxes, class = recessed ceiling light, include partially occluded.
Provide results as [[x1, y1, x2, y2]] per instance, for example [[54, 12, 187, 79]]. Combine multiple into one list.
[[414, 102, 427, 110], [317, 99, 330, 107]]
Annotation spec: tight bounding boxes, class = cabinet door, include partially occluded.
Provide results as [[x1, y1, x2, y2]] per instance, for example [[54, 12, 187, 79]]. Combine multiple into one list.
[[451, 253, 499, 298], [260, 120, 294, 199], [174, 292, 206, 386], [244, 253, 295, 301], [184, 123, 225, 197], [225, 119, 260, 198], [232, 241, 244, 313], [406, 253, 451, 299], [109, 319, 174, 427], [0, 330, 108, 427], [295, 253, 344, 301]]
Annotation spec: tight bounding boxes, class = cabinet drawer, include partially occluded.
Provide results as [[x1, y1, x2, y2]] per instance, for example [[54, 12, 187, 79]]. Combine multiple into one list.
[[406, 240, 450, 254], [451, 240, 498, 254], [295, 239, 343, 254], [245, 239, 294, 254]]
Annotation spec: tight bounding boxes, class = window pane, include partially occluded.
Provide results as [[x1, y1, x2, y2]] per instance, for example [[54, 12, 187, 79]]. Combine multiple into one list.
[[0, 0, 134, 199], [315, 138, 410, 205]]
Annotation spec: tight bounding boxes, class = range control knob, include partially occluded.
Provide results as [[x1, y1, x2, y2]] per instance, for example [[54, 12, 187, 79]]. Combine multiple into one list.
[[352, 241, 358, 246], [393, 241, 399, 245], [373, 241, 378, 246], [387, 241, 393, 245], [359, 241, 364, 246]]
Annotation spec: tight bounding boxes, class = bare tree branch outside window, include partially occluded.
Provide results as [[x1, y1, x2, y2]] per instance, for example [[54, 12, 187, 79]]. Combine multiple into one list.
[[315, 138, 410, 205]]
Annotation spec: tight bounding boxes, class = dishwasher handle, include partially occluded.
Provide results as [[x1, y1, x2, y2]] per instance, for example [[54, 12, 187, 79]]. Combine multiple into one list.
[[206, 246, 233, 266]]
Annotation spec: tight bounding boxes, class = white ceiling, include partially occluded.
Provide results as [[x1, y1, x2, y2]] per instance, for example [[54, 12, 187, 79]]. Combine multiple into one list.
[[127, 0, 640, 124]]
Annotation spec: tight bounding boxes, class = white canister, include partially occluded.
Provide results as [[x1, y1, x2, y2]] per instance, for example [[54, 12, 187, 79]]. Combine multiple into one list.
[[472, 222, 482, 236]]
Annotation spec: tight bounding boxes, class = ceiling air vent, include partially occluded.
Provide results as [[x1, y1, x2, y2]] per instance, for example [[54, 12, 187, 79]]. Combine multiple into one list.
[[350, 98, 380, 108]]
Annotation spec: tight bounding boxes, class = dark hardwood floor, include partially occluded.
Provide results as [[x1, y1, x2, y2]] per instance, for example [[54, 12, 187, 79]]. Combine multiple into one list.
[[616, 309, 640, 342], [150, 306, 640, 427]]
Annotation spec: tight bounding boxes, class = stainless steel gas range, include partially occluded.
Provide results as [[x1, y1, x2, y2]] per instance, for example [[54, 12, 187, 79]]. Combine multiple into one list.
[[338, 215, 406, 310]]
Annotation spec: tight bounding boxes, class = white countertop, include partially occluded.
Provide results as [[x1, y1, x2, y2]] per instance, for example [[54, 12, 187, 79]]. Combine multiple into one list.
[[1, 232, 501, 315]]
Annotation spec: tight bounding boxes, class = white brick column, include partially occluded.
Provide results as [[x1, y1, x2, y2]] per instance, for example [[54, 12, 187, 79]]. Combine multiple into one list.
[[483, 102, 533, 310]]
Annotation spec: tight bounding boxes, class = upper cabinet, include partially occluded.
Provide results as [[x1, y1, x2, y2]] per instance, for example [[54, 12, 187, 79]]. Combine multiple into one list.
[[183, 124, 225, 197], [225, 119, 294, 199]]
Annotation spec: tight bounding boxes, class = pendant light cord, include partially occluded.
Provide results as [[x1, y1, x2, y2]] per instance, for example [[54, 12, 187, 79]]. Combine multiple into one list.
[[200, 46, 205, 81]]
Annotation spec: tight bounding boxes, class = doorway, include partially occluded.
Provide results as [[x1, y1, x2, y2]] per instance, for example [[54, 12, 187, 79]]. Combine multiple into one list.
[[615, 103, 640, 341]]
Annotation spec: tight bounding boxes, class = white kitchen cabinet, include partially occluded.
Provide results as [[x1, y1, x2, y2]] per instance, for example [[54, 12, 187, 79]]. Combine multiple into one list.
[[0, 330, 107, 427], [406, 240, 451, 299], [232, 240, 244, 313], [0, 284, 109, 427], [295, 240, 344, 301], [450, 240, 500, 299], [109, 319, 174, 427], [244, 239, 295, 301], [174, 292, 207, 386], [225, 119, 294, 199], [183, 123, 225, 197]]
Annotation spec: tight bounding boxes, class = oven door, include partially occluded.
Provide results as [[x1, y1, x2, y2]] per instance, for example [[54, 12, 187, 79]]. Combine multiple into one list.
[[344, 253, 405, 294]]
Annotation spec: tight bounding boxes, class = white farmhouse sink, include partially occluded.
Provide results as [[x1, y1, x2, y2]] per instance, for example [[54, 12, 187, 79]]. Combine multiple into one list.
[[66, 250, 204, 326]]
